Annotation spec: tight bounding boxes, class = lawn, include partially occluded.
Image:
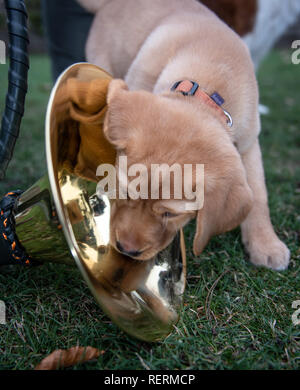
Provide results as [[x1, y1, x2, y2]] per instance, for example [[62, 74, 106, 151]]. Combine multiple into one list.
[[0, 52, 299, 370]]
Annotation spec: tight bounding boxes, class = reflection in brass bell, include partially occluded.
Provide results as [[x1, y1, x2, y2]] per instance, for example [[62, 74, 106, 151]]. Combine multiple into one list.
[[11, 64, 187, 342]]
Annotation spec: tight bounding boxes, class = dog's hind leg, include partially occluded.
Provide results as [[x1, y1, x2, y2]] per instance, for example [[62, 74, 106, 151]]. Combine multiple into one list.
[[240, 139, 290, 271]]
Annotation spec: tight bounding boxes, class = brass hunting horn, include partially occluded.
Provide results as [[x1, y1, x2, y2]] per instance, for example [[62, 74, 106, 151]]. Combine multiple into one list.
[[0, 3, 186, 342]]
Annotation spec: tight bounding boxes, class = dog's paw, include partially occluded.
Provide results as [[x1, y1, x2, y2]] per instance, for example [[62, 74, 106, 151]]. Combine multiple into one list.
[[244, 234, 290, 271]]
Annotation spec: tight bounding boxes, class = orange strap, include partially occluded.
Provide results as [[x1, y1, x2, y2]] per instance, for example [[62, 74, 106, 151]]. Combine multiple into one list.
[[172, 80, 232, 127]]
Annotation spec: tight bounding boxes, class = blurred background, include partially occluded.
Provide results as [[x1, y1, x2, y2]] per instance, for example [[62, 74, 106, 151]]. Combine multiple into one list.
[[1, 0, 300, 55], [0, 0, 45, 53]]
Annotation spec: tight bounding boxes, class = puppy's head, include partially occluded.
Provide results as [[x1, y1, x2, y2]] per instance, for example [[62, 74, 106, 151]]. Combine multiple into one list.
[[103, 79, 253, 260]]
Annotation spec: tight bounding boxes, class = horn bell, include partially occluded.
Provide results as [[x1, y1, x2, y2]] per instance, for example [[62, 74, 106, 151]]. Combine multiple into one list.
[[12, 63, 187, 342]]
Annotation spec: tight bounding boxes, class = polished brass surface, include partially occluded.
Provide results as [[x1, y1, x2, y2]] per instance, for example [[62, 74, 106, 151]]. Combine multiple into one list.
[[14, 63, 186, 342], [16, 175, 73, 265]]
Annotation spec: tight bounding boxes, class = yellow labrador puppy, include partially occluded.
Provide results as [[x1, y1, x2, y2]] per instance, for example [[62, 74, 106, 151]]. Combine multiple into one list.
[[78, 0, 290, 270]]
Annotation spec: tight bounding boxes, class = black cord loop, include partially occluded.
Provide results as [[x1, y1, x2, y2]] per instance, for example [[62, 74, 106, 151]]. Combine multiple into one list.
[[0, 190, 34, 266], [0, 0, 29, 179]]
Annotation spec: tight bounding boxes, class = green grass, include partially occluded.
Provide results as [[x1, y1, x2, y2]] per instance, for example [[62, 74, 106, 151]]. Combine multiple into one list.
[[0, 52, 299, 370], [0, 56, 50, 193]]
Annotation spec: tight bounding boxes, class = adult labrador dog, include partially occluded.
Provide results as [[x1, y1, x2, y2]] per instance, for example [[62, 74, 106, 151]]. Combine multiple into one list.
[[78, 0, 289, 270]]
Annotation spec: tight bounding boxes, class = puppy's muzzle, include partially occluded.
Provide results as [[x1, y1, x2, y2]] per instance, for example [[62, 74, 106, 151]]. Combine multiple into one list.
[[116, 240, 143, 258]]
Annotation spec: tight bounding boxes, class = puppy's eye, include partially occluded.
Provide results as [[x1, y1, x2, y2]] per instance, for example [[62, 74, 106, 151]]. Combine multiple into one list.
[[162, 211, 178, 218]]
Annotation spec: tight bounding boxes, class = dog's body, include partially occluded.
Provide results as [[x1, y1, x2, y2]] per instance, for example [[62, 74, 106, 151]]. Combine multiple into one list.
[[78, 0, 290, 270]]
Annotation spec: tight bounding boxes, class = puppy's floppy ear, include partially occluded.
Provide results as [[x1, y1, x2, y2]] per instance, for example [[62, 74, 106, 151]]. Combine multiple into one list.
[[193, 154, 253, 255], [107, 79, 129, 105], [104, 79, 129, 149]]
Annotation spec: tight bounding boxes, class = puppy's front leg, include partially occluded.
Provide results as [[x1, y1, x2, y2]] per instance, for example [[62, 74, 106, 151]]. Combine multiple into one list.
[[241, 139, 290, 270]]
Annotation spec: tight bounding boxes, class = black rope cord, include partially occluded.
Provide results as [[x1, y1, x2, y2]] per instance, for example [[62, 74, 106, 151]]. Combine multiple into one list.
[[0, 0, 29, 179], [0, 190, 33, 265]]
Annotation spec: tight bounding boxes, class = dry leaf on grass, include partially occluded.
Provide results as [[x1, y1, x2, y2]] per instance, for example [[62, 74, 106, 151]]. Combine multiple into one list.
[[35, 346, 105, 370]]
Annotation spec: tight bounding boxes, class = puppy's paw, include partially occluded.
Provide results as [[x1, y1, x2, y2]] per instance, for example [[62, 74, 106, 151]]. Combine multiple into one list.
[[244, 234, 290, 271]]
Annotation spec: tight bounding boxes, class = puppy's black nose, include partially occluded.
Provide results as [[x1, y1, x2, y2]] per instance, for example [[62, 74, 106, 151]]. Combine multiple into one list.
[[116, 241, 142, 257]]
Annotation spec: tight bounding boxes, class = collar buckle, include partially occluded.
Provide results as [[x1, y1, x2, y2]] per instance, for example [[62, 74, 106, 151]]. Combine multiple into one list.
[[171, 80, 233, 128], [171, 80, 199, 96]]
